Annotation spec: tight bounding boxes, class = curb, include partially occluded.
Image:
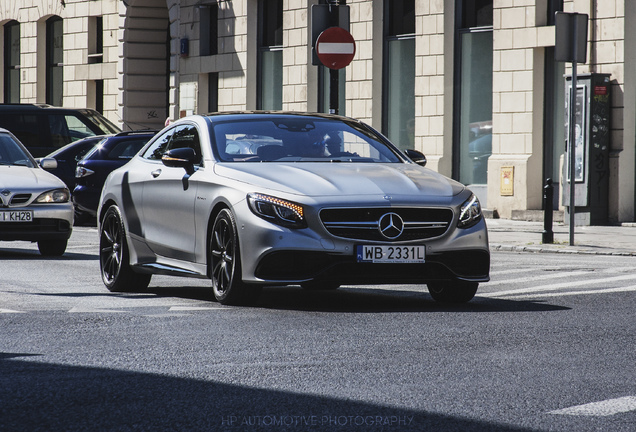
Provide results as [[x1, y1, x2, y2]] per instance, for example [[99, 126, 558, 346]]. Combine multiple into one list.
[[490, 243, 636, 256]]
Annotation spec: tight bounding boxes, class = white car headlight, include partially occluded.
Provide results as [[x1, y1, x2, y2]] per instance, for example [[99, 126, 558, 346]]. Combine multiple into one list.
[[35, 188, 70, 204], [247, 193, 306, 228], [458, 194, 482, 228]]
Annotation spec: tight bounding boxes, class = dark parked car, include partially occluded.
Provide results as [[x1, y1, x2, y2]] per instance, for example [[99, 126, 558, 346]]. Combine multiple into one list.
[[44, 135, 107, 190], [73, 131, 157, 222], [0, 104, 121, 157], [97, 112, 490, 305]]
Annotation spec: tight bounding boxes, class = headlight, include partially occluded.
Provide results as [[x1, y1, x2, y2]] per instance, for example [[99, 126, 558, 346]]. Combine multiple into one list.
[[75, 166, 95, 178], [458, 194, 482, 228], [247, 193, 306, 228], [35, 188, 70, 204]]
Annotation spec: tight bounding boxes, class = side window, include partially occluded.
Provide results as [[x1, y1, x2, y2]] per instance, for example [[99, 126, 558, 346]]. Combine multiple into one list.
[[0, 114, 39, 148], [65, 115, 95, 140], [49, 114, 71, 147], [49, 115, 97, 148], [142, 128, 174, 160], [168, 124, 203, 165], [107, 138, 151, 160]]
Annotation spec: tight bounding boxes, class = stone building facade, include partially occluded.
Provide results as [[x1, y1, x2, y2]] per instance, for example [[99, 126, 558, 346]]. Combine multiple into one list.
[[0, 0, 633, 223]]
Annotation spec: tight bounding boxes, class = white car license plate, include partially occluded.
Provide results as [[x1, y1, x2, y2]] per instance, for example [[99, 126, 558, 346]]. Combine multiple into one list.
[[0, 210, 33, 222], [356, 245, 425, 263]]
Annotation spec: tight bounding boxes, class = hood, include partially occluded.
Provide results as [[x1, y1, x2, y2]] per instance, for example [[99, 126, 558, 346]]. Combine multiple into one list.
[[0, 165, 66, 193], [214, 162, 464, 199]]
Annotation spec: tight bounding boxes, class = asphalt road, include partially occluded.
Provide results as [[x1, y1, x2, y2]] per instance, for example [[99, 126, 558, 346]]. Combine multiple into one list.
[[1, 228, 635, 431]]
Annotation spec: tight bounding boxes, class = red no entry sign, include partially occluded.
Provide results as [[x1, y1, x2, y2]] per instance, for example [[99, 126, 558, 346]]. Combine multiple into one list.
[[315, 26, 356, 70]]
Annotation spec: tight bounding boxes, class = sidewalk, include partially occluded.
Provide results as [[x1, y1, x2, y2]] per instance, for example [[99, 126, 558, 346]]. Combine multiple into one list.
[[486, 218, 636, 256]]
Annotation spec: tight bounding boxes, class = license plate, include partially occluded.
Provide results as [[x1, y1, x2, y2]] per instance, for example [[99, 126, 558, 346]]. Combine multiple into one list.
[[356, 245, 425, 263], [0, 210, 33, 222]]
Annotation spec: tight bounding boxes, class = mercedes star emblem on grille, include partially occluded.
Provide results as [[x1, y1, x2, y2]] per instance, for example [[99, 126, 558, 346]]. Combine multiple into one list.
[[378, 212, 404, 239]]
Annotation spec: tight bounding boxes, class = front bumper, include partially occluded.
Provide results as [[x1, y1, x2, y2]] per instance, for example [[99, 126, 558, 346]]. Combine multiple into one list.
[[238, 204, 490, 286], [0, 204, 73, 242], [255, 248, 490, 284]]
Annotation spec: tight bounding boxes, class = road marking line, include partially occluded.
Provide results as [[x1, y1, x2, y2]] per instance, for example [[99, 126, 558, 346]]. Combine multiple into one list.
[[480, 273, 636, 297], [169, 306, 227, 311], [502, 285, 636, 299], [549, 396, 636, 416], [68, 307, 126, 313], [486, 270, 590, 287], [0, 308, 26, 313]]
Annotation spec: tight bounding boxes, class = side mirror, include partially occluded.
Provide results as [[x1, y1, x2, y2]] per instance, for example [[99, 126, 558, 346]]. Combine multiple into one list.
[[38, 157, 58, 170], [162, 147, 197, 176], [404, 149, 427, 167]]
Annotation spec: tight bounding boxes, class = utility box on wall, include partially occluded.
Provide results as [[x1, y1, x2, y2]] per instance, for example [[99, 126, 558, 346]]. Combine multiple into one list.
[[562, 73, 611, 225]]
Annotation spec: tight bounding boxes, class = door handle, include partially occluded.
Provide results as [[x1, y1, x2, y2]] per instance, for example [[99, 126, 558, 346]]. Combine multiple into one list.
[[151, 169, 162, 178]]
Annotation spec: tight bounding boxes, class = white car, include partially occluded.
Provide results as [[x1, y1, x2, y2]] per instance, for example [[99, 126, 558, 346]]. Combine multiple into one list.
[[98, 112, 490, 305], [0, 128, 73, 256]]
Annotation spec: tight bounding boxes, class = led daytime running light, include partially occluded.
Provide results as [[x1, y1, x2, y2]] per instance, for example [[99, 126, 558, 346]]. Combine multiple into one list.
[[248, 193, 306, 227], [251, 193, 304, 218]]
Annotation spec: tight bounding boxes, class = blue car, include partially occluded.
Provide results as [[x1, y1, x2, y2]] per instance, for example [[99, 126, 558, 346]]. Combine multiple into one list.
[[73, 131, 156, 223], [44, 135, 107, 190]]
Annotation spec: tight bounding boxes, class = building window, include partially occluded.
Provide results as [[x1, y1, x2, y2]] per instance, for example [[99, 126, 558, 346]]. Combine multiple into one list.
[[384, 0, 415, 150], [257, 0, 282, 110], [88, 16, 103, 64], [4, 20, 20, 103], [454, 1, 493, 185], [208, 72, 218, 112], [46, 16, 63, 107], [200, 4, 218, 56], [88, 79, 104, 114]]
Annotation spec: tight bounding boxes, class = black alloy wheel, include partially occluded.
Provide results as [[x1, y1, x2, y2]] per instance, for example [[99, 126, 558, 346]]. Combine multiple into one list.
[[99, 205, 151, 292], [210, 208, 260, 305]]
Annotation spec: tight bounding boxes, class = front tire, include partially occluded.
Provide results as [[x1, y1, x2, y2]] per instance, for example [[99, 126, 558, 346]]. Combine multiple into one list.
[[209, 208, 261, 305], [99, 205, 151, 292], [37, 239, 67, 256], [427, 281, 478, 303]]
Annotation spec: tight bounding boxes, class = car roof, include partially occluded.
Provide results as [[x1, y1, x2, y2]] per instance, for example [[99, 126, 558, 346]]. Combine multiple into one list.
[[0, 103, 94, 113], [196, 111, 357, 122]]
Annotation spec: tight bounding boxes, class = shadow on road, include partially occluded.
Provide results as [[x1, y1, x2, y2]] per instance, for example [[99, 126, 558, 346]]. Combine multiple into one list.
[[0, 353, 537, 432], [146, 285, 570, 314]]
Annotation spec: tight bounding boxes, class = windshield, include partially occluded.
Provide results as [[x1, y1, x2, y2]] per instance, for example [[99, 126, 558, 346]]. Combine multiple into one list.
[[211, 117, 402, 163], [0, 133, 35, 167]]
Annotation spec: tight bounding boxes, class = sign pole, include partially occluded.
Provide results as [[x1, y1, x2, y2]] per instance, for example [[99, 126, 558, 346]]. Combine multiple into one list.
[[555, 11, 588, 246], [568, 20, 578, 245], [328, 0, 341, 115], [330, 68, 339, 115]]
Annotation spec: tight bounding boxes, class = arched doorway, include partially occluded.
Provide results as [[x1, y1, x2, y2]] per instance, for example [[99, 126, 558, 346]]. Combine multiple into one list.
[[119, 0, 171, 130]]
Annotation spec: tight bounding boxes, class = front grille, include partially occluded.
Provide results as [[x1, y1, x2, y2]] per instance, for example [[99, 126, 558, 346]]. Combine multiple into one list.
[[320, 207, 453, 242], [10, 194, 32, 205]]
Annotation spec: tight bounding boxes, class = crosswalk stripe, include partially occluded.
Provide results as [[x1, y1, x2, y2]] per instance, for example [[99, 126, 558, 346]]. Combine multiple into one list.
[[68, 307, 126, 313], [486, 270, 591, 287], [549, 396, 636, 416], [480, 273, 636, 298], [0, 308, 26, 313], [499, 285, 636, 299]]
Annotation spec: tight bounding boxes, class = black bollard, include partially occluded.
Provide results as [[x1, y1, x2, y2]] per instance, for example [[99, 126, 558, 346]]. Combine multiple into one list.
[[543, 178, 554, 244]]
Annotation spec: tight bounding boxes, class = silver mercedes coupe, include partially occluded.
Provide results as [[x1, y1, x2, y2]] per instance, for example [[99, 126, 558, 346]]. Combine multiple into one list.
[[98, 112, 489, 305]]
